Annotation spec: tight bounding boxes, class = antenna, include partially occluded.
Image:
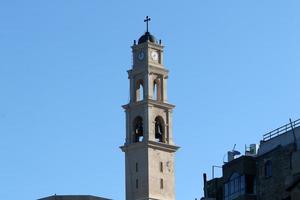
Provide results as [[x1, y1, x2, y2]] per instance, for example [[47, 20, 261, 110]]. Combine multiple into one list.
[[232, 144, 236, 151], [227, 144, 241, 162]]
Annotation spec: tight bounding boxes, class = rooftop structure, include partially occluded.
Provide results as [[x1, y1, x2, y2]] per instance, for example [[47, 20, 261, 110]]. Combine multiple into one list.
[[202, 119, 300, 200]]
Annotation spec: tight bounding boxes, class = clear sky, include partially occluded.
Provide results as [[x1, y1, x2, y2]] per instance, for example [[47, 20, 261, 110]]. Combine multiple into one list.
[[1, 1, 300, 200]]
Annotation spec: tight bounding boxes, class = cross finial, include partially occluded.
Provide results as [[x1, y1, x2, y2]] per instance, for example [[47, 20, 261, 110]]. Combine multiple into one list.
[[144, 16, 151, 32]]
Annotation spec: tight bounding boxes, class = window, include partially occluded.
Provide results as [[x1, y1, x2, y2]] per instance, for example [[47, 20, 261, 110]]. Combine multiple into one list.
[[240, 175, 245, 191], [153, 81, 158, 100], [136, 179, 139, 189], [153, 79, 161, 101], [135, 162, 138, 172], [265, 160, 272, 178], [135, 79, 144, 102], [224, 173, 255, 200], [133, 116, 143, 142], [155, 116, 165, 143], [160, 178, 164, 189], [160, 162, 163, 173], [224, 173, 245, 200]]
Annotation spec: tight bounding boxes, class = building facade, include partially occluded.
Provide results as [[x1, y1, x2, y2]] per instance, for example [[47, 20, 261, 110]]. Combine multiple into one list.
[[120, 20, 179, 200], [202, 119, 300, 200]]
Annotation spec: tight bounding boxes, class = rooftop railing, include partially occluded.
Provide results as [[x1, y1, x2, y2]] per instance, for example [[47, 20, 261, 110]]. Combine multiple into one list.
[[263, 119, 300, 142]]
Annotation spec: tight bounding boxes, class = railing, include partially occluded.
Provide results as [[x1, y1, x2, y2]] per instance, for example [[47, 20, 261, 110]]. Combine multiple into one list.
[[262, 119, 300, 142]]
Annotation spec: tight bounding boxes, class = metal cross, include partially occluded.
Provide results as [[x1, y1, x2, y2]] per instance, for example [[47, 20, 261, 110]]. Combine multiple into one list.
[[144, 16, 151, 32]]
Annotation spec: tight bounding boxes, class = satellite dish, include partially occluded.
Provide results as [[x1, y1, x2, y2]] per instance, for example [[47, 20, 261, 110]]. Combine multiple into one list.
[[232, 150, 241, 156]]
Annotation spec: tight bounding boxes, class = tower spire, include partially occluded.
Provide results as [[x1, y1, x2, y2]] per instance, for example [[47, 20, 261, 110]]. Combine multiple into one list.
[[144, 16, 151, 32]]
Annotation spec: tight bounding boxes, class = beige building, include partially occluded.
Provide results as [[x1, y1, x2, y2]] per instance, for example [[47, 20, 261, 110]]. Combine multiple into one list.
[[120, 17, 179, 200]]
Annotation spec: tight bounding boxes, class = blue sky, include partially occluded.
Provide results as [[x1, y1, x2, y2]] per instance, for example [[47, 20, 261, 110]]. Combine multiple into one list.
[[0, 1, 300, 200]]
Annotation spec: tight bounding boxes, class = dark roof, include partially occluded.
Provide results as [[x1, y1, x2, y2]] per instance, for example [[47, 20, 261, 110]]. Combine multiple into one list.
[[38, 195, 112, 200], [138, 32, 157, 44]]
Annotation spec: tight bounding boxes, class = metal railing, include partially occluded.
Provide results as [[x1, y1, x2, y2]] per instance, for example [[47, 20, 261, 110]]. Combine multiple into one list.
[[262, 119, 300, 142]]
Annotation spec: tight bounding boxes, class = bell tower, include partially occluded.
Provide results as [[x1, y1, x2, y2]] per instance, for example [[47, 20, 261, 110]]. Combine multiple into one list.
[[120, 16, 179, 200]]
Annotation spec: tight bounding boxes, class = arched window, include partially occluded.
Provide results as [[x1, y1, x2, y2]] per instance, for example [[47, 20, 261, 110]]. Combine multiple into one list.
[[133, 116, 143, 142], [265, 160, 272, 177], [153, 79, 161, 101], [135, 80, 144, 102], [154, 116, 165, 143]]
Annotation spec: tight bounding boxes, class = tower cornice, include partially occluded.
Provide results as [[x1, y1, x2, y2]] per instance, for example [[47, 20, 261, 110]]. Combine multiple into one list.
[[120, 140, 179, 153], [122, 99, 175, 110], [128, 65, 169, 78]]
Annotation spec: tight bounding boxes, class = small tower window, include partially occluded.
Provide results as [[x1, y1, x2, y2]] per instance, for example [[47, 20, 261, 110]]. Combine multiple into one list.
[[160, 162, 163, 173], [160, 178, 164, 189], [135, 79, 144, 102], [133, 116, 143, 142], [135, 162, 138, 172], [136, 179, 139, 189], [155, 116, 165, 143]]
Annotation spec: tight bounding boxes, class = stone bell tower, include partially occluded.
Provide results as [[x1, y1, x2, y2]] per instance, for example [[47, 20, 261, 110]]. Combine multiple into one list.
[[120, 16, 179, 200]]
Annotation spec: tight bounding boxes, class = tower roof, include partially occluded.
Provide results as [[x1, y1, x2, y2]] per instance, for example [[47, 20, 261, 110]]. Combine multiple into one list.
[[138, 31, 157, 44]]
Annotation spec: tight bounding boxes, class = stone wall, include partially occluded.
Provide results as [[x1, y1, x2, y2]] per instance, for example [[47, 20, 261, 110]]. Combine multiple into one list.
[[256, 143, 295, 200]]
